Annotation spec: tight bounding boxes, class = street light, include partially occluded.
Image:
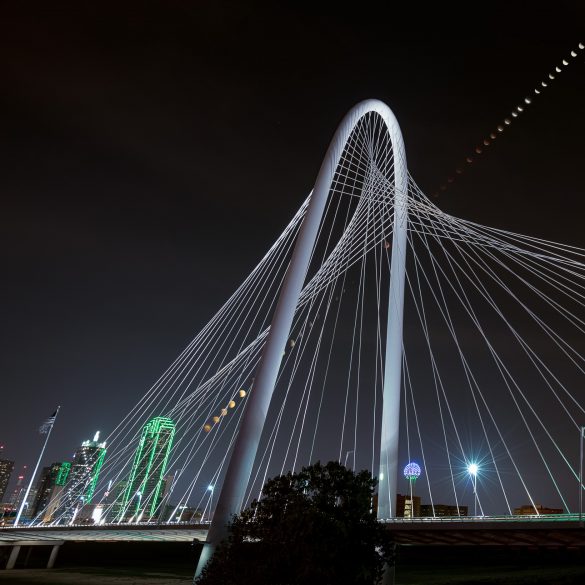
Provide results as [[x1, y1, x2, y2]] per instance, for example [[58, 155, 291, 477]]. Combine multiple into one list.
[[176, 504, 187, 523], [467, 463, 479, 516], [205, 484, 214, 523], [579, 427, 585, 527], [135, 491, 143, 524]]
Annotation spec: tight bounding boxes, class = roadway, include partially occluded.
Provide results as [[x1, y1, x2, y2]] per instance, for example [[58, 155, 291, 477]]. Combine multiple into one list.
[[1, 515, 584, 548], [380, 515, 585, 547]]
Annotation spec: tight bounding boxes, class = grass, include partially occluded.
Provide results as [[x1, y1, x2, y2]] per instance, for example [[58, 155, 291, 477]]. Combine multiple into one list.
[[397, 563, 585, 584], [1, 557, 585, 584], [0, 565, 193, 584]]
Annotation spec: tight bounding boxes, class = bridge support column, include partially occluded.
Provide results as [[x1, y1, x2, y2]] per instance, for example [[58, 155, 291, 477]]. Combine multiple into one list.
[[377, 136, 408, 520], [6, 545, 20, 570], [195, 99, 408, 580], [47, 544, 60, 569], [382, 542, 397, 585]]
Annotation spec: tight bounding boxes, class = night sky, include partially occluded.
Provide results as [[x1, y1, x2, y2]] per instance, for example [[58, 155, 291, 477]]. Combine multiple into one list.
[[1, 3, 585, 508]]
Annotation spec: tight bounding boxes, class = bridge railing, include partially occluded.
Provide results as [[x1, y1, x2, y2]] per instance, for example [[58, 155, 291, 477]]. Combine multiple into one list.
[[2, 514, 580, 532], [379, 513, 579, 523]]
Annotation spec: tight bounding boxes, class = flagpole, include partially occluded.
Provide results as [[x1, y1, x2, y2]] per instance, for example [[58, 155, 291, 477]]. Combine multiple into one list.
[[14, 406, 61, 527]]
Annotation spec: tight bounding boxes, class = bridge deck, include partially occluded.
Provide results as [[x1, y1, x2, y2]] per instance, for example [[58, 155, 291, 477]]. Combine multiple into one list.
[[1, 516, 584, 547], [0, 527, 208, 543]]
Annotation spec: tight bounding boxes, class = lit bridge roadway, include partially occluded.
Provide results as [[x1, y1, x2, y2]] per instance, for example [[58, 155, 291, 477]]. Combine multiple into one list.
[[2, 516, 585, 548]]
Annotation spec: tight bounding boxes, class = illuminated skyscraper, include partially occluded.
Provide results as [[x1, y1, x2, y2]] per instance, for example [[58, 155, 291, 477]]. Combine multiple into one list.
[[120, 417, 175, 521], [58, 432, 106, 524], [8, 465, 28, 507], [0, 459, 14, 502], [157, 472, 176, 522], [104, 479, 127, 522], [32, 462, 71, 522]]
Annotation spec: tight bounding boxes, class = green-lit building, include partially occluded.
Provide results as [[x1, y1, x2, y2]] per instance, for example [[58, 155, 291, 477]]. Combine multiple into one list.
[[58, 432, 106, 524], [32, 461, 71, 522], [120, 417, 175, 522]]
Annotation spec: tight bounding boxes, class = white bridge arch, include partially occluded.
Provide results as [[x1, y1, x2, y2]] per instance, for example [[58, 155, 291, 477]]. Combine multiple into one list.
[[197, 99, 409, 573]]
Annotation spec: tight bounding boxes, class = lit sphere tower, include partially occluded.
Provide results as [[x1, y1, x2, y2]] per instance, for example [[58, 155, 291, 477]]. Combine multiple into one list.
[[403, 461, 421, 485], [403, 462, 421, 518]]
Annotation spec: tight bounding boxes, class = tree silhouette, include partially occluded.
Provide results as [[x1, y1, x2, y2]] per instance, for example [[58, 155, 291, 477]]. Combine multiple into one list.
[[196, 461, 393, 585]]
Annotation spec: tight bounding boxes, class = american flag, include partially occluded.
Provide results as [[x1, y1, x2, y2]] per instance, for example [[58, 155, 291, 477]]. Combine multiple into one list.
[[39, 410, 58, 434]]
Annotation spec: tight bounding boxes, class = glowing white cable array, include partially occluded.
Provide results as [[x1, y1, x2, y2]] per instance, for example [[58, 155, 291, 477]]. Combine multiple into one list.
[[31, 104, 585, 527]]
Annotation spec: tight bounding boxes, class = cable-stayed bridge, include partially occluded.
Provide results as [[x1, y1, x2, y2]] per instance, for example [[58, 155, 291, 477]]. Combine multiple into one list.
[[10, 100, 585, 566]]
